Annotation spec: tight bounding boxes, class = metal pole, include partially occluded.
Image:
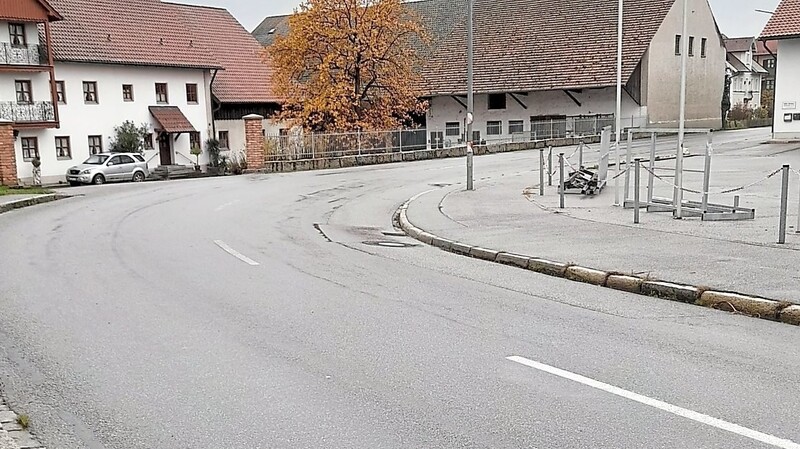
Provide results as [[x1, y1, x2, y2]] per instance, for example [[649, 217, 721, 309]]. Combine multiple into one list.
[[779, 165, 789, 244], [399, 129, 403, 152], [634, 158, 641, 224], [465, 0, 474, 191], [559, 153, 565, 209], [624, 129, 632, 202], [701, 133, 712, 213], [539, 148, 545, 196], [357, 129, 361, 156], [647, 132, 656, 204], [614, 0, 623, 206], [675, 0, 689, 219], [578, 140, 584, 169], [548, 146, 553, 186], [796, 172, 800, 234], [733, 195, 740, 211]]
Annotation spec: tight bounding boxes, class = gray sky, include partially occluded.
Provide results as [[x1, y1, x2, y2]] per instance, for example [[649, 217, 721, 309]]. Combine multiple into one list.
[[182, 0, 780, 38]]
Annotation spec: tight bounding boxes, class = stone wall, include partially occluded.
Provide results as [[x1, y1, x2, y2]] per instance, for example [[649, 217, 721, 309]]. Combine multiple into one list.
[[248, 136, 601, 174], [0, 121, 17, 186], [243, 114, 265, 170]]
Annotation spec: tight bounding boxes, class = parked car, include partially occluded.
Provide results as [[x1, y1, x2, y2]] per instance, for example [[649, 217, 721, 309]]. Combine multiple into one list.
[[66, 153, 149, 186]]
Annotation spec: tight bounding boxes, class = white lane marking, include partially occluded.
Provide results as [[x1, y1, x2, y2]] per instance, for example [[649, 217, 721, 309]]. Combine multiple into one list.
[[213, 240, 260, 266], [507, 356, 800, 449], [214, 200, 241, 212]]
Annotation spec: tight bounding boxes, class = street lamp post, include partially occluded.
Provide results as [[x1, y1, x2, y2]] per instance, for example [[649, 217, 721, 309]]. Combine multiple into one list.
[[674, 0, 689, 219], [614, 0, 623, 206], [466, 0, 474, 191]]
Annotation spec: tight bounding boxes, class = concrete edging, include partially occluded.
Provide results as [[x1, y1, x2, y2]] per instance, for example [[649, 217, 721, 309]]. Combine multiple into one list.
[[395, 198, 798, 327], [0, 194, 66, 215]]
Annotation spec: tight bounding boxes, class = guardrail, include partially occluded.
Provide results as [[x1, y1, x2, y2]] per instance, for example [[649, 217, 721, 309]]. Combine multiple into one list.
[[0, 43, 46, 65], [0, 101, 55, 122]]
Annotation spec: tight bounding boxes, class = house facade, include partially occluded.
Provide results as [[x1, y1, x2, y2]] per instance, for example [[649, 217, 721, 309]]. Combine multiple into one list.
[[761, 0, 800, 141], [254, 0, 726, 148], [754, 40, 777, 96], [1, 0, 220, 185], [723, 37, 767, 109]]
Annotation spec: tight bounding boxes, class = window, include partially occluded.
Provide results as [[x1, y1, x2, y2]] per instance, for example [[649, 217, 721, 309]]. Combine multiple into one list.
[[144, 133, 154, 150], [472, 130, 481, 142], [486, 121, 502, 136], [508, 120, 524, 134], [133, 154, 145, 163], [83, 81, 98, 103], [765, 79, 775, 91], [765, 58, 775, 69], [218, 130, 229, 149], [488, 93, 506, 110], [122, 84, 134, 102], [9, 23, 25, 46], [701, 38, 707, 58], [15, 80, 32, 104], [21, 137, 38, 161], [88, 135, 103, 154], [155, 83, 168, 103], [55, 81, 66, 104], [107, 155, 123, 166], [445, 122, 460, 137], [118, 155, 135, 164], [430, 131, 444, 149], [55, 136, 71, 159], [189, 131, 201, 151], [688, 36, 695, 57], [186, 83, 198, 103], [675, 35, 682, 55]]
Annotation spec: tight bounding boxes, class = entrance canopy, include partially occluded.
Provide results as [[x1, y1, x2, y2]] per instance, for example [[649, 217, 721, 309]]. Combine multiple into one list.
[[149, 106, 196, 133]]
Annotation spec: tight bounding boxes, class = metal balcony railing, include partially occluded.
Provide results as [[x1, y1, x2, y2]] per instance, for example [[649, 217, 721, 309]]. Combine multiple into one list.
[[0, 101, 55, 123], [0, 43, 47, 65]]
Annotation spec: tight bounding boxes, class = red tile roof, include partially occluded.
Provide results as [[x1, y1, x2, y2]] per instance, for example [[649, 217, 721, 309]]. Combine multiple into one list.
[[149, 106, 196, 133], [723, 37, 754, 53], [421, 0, 677, 95], [0, 0, 62, 22], [761, 0, 800, 40], [755, 40, 778, 55], [168, 2, 277, 103], [45, 0, 220, 69]]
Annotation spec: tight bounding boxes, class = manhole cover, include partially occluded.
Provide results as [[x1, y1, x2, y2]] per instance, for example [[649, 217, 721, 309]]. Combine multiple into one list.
[[362, 241, 416, 248]]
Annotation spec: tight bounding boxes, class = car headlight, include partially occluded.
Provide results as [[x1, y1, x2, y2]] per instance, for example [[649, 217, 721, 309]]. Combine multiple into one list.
[[80, 169, 93, 175]]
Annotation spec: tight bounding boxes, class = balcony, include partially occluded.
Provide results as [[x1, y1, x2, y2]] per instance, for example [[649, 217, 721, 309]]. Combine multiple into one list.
[[0, 101, 55, 124], [0, 43, 47, 66]]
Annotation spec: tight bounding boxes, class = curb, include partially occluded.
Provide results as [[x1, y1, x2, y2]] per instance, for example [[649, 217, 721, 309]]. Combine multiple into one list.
[[0, 194, 67, 215], [395, 198, 798, 327]]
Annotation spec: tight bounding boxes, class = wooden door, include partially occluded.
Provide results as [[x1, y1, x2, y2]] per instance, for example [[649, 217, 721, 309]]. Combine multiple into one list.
[[158, 133, 172, 165]]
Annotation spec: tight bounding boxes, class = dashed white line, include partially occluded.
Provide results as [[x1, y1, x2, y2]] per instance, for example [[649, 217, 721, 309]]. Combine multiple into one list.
[[507, 355, 800, 449], [213, 240, 260, 266]]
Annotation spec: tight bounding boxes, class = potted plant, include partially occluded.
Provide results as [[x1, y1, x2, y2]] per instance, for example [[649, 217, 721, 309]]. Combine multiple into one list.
[[31, 157, 42, 186], [206, 138, 221, 175], [190, 143, 202, 171]]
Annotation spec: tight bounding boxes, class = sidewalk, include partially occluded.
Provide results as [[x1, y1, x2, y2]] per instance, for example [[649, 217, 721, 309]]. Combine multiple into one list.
[[405, 152, 800, 303], [0, 193, 64, 214]]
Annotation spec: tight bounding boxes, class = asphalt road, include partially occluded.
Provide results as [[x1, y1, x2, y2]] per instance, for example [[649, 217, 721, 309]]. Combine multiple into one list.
[[1, 128, 799, 449]]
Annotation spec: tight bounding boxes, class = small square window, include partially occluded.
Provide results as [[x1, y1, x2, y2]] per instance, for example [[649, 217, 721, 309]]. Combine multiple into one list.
[[688, 36, 695, 57], [487, 121, 502, 136], [144, 133, 154, 150], [122, 84, 134, 102], [83, 81, 98, 104], [88, 135, 103, 154], [9, 23, 26, 47], [675, 35, 682, 55], [445, 122, 460, 137], [155, 83, 168, 103], [21, 137, 39, 161], [15, 80, 32, 104], [508, 120, 524, 134], [488, 93, 506, 110], [55, 136, 71, 159], [189, 131, 201, 151], [55, 81, 66, 104], [218, 130, 229, 149], [186, 83, 198, 103], [701, 38, 707, 58]]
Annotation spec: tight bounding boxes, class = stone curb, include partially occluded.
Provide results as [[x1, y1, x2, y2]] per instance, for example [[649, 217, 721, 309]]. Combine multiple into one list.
[[396, 198, 798, 327], [0, 398, 44, 449], [0, 194, 67, 215]]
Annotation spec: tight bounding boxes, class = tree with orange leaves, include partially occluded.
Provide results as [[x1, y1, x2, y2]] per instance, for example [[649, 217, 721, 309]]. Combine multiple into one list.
[[267, 0, 427, 132]]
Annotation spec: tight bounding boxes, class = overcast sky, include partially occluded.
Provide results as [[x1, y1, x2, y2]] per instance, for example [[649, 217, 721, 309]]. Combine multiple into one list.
[[182, 0, 780, 38]]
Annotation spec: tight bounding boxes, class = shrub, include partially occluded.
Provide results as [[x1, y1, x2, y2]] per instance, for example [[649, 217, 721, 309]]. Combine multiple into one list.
[[229, 153, 248, 175], [727, 103, 752, 122], [206, 138, 221, 167], [110, 121, 149, 153]]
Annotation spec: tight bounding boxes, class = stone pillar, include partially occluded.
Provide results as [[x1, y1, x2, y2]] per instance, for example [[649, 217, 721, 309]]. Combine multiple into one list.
[[0, 120, 18, 187], [243, 114, 265, 170]]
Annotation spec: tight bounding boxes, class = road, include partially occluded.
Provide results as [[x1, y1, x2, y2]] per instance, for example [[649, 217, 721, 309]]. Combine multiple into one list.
[[1, 128, 799, 449]]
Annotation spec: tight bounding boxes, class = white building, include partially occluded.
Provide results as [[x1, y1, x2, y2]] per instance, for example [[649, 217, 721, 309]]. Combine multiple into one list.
[[1, 0, 221, 185], [761, 0, 800, 141], [723, 37, 768, 109]]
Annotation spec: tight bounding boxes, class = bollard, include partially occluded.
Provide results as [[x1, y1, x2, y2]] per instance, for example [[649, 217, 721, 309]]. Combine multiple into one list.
[[624, 130, 633, 202], [539, 148, 545, 196], [647, 133, 656, 204], [778, 164, 789, 244], [548, 146, 553, 186], [733, 195, 740, 212], [578, 140, 584, 169], [797, 172, 800, 234], [701, 139, 712, 213], [634, 158, 641, 224], [466, 142, 474, 191], [559, 153, 565, 209]]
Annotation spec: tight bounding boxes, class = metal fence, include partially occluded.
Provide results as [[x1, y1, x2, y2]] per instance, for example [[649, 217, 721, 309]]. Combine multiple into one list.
[[0, 43, 46, 65], [0, 101, 55, 123], [265, 129, 428, 161]]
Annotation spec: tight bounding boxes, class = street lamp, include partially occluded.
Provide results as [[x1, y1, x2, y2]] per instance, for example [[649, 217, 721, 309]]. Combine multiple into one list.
[[465, 0, 474, 191]]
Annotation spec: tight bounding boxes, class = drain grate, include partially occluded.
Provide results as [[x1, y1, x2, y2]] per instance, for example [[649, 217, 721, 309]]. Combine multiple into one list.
[[362, 240, 416, 248]]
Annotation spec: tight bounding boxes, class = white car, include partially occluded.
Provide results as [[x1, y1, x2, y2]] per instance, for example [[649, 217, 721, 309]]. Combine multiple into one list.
[[66, 153, 149, 186]]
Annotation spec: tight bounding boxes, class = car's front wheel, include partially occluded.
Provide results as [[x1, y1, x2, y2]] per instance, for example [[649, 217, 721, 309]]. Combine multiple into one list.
[[132, 171, 145, 183], [92, 174, 105, 185]]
